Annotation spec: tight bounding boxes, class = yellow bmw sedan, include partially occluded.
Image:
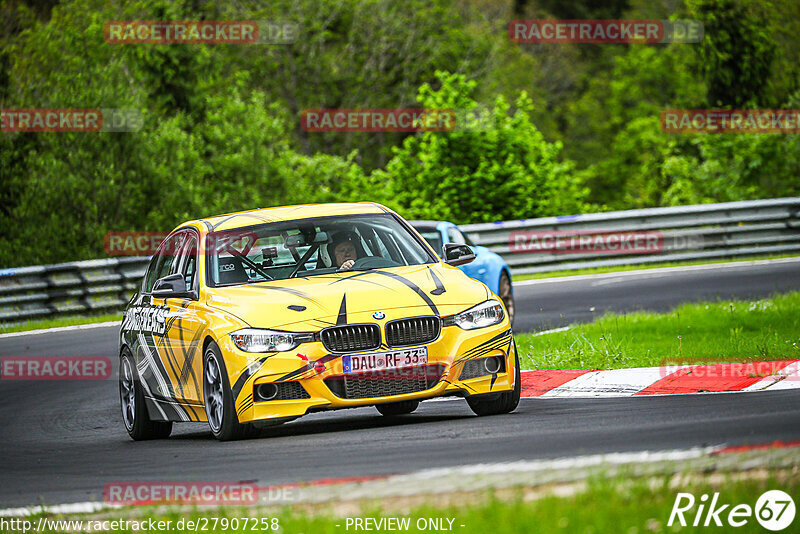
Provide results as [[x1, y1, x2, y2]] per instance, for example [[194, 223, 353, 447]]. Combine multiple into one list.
[[119, 203, 519, 440]]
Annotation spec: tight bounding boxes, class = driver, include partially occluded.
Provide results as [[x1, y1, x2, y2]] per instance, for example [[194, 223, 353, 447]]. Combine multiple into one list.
[[330, 231, 360, 271]]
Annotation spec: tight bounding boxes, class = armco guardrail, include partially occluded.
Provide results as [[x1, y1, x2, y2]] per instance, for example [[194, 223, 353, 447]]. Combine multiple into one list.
[[0, 257, 150, 324], [462, 198, 800, 275], [1, 198, 799, 324]]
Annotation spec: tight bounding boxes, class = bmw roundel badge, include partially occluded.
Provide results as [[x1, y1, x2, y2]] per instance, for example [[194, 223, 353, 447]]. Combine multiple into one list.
[[372, 311, 386, 320]]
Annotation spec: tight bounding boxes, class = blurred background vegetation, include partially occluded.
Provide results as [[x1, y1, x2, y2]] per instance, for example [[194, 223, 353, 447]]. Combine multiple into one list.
[[1, 0, 799, 266]]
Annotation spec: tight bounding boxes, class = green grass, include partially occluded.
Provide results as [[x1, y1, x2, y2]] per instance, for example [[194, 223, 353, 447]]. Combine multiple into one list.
[[0, 313, 121, 334], [516, 290, 800, 370], [12, 472, 798, 533], [513, 254, 800, 281]]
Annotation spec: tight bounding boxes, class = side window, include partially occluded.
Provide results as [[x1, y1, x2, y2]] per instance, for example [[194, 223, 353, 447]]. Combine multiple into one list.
[[419, 232, 442, 254], [142, 254, 160, 293], [447, 227, 475, 247], [144, 232, 184, 293], [448, 227, 467, 245], [179, 234, 198, 291]]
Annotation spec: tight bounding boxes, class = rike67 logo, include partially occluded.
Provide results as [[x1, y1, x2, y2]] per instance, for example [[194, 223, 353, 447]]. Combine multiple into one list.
[[669, 490, 795, 531]]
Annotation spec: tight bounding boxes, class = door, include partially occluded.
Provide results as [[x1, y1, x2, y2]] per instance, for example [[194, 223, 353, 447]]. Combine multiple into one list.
[[132, 231, 187, 419], [157, 231, 206, 413]]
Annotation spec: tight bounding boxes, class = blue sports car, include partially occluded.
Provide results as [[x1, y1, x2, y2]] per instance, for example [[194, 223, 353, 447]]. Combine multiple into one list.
[[410, 220, 514, 324]]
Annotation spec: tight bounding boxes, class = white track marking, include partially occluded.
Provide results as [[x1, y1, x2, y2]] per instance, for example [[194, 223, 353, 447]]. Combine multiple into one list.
[[0, 321, 120, 339], [744, 361, 800, 391], [539, 370, 600, 397], [0, 501, 118, 517], [401, 446, 721, 481], [530, 326, 572, 336], [540, 367, 675, 397], [513, 256, 800, 287]]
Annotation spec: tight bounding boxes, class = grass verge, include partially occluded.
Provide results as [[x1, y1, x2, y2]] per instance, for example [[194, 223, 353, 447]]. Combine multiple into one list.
[[512, 254, 800, 281], [515, 290, 800, 370], [0, 313, 120, 335], [12, 470, 798, 533]]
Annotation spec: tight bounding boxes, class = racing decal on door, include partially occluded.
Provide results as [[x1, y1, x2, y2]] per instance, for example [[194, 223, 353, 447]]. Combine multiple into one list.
[[122, 304, 170, 336], [123, 302, 199, 422]]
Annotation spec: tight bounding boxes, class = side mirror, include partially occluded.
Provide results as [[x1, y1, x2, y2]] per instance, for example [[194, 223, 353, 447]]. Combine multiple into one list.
[[152, 273, 193, 299], [443, 243, 476, 266]]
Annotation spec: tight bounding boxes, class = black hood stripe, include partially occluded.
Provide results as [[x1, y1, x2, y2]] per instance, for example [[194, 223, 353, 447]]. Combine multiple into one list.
[[367, 270, 439, 316], [428, 267, 446, 295], [336, 295, 347, 325], [250, 285, 325, 307]]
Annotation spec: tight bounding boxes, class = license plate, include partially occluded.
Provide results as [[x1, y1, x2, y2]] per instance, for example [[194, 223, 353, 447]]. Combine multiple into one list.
[[343, 347, 428, 374]]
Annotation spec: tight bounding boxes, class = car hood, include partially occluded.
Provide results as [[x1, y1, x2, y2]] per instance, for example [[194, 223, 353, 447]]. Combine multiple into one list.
[[205, 263, 490, 331]]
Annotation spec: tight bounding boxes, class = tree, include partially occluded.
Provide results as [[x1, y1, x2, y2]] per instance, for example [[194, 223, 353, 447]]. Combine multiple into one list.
[[370, 71, 587, 223], [688, 0, 777, 107]]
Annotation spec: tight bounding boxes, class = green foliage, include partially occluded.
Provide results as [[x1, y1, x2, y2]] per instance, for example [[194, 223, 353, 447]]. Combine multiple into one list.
[[2, 0, 800, 267], [568, 44, 704, 207], [371, 72, 587, 223], [572, 0, 799, 209], [687, 0, 778, 107], [215, 0, 533, 171]]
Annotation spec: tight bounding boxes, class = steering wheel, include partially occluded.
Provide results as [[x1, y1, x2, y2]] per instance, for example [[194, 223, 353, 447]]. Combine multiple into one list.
[[346, 256, 400, 270]]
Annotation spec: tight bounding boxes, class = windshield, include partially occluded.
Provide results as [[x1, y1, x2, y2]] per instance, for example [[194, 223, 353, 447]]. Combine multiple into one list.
[[206, 213, 435, 286]]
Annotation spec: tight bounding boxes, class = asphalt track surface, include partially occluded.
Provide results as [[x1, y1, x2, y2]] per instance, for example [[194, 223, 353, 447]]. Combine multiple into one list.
[[1, 260, 800, 508]]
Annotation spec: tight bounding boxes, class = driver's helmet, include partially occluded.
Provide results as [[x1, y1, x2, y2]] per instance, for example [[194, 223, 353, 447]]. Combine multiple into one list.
[[322, 230, 364, 267]]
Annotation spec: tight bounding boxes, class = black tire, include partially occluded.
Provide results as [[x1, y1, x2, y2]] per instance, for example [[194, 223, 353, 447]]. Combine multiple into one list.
[[119, 350, 173, 440], [203, 341, 257, 441], [466, 343, 521, 416], [498, 271, 515, 325], [375, 400, 420, 416]]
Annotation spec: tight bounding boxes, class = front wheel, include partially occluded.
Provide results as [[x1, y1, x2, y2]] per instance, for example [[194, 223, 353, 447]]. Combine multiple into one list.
[[119, 350, 172, 440], [203, 341, 257, 441], [498, 271, 514, 325], [466, 344, 521, 416]]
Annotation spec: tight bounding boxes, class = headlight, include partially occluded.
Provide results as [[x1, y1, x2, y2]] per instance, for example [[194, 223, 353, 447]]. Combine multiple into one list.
[[450, 300, 505, 330], [229, 328, 314, 353]]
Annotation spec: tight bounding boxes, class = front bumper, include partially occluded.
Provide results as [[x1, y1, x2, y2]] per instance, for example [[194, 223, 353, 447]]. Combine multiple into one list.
[[219, 321, 516, 423]]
